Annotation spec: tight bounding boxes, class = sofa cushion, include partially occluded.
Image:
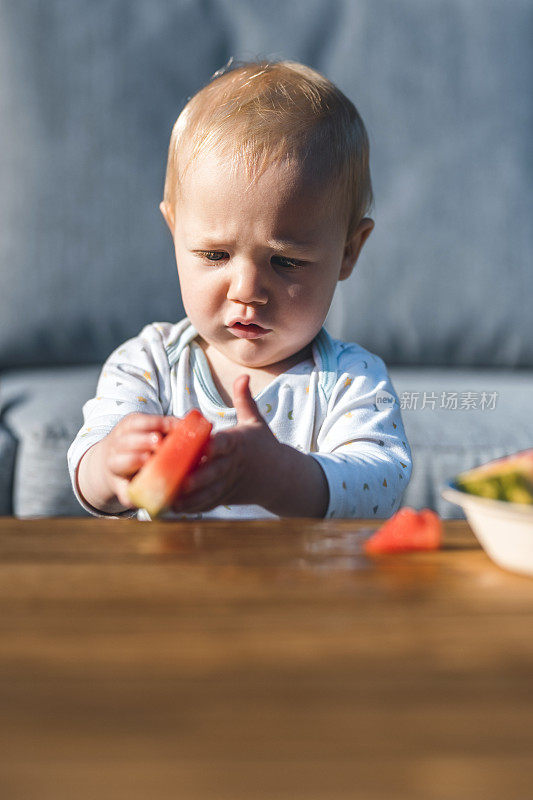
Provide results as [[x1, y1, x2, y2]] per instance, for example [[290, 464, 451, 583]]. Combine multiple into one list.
[[1, 1, 532, 369], [390, 367, 533, 518], [0, 366, 100, 517], [0, 424, 17, 515]]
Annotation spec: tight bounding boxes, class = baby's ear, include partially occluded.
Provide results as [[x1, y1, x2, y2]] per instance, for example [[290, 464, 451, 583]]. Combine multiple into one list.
[[339, 218, 374, 280], [159, 201, 175, 236]]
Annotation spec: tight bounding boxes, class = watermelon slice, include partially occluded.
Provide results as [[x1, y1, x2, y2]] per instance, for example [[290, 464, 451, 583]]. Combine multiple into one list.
[[455, 449, 533, 504], [127, 409, 213, 518], [364, 507, 442, 555]]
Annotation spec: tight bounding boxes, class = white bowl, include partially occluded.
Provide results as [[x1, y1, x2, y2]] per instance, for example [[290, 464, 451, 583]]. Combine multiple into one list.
[[441, 482, 533, 576]]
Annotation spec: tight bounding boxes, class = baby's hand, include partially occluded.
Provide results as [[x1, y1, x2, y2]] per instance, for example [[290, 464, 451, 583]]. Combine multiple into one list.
[[172, 375, 281, 514], [101, 413, 177, 509]]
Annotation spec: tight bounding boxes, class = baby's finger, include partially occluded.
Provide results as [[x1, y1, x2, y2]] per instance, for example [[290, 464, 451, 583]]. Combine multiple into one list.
[[120, 431, 162, 453], [173, 483, 222, 514], [181, 456, 229, 496], [109, 449, 152, 478], [121, 413, 174, 434], [204, 433, 233, 459], [114, 479, 136, 509]]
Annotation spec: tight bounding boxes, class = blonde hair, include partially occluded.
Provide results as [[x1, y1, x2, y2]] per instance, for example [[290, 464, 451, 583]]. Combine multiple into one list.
[[162, 58, 373, 240]]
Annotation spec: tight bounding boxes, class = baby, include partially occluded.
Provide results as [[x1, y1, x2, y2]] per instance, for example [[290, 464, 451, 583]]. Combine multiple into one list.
[[68, 59, 412, 521]]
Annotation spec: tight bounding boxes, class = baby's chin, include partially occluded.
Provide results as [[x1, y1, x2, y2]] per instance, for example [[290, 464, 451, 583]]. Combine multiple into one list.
[[202, 335, 283, 368], [229, 339, 315, 374]]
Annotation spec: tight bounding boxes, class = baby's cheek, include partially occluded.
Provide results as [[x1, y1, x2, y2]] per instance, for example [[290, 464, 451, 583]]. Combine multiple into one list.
[[288, 281, 327, 311], [181, 286, 221, 329], [288, 288, 327, 329], [287, 283, 306, 302]]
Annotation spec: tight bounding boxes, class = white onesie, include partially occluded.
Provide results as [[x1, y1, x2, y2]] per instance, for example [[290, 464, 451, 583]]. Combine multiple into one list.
[[67, 317, 412, 520]]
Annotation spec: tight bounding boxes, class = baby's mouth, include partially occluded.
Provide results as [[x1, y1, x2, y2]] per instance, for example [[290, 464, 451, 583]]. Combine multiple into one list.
[[232, 322, 265, 332], [228, 322, 272, 339]]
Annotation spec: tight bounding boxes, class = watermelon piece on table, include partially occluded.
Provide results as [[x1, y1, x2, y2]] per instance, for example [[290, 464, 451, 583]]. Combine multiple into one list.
[[364, 507, 442, 555], [128, 409, 213, 518]]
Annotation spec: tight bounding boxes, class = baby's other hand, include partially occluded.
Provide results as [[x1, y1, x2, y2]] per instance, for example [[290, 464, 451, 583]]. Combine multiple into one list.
[[102, 412, 177, 509], [172, 375, 281, 514]]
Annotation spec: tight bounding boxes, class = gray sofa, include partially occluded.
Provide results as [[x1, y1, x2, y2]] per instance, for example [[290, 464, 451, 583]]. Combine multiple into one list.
[[1, 1, 531, 519]]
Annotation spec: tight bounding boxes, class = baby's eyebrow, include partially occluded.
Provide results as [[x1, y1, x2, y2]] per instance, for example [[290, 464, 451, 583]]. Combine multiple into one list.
[[191, 236, 318, 254], [266, 238, 317, 252]]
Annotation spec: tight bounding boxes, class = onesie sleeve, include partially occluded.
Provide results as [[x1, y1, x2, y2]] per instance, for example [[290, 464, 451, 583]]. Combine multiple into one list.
[[67, 323, 172, 517], [309, 349, 412, 519]]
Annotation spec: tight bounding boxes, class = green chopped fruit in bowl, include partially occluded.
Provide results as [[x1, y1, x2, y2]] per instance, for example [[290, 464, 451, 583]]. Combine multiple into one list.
[[455, 449, 533, 505]]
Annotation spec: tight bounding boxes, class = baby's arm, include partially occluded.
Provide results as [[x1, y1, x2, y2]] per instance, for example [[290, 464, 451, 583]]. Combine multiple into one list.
[[272, 445, 330, 517], [308, 353, 412, 519], [255, 438, 330, 518], [67, 324, 172, 517]]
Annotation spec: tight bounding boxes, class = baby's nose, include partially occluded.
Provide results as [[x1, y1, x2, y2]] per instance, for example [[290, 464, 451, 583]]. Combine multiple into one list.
[[227, 259, 268, 305]]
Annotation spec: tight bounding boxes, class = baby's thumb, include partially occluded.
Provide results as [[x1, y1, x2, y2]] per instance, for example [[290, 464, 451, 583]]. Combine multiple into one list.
[[233, 375, 264, 425]]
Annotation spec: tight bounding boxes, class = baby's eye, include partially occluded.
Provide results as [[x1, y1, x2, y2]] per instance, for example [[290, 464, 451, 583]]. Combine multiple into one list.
[[202, 251, 228, 262], [272, 256, 305, 269]]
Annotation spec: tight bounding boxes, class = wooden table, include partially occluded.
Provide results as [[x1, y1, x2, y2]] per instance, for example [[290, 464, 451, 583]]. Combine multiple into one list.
[[1, 517, 532, 800]]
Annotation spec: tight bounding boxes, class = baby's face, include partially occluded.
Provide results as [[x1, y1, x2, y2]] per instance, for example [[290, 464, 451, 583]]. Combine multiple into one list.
[[164, 150, 370, 376]]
